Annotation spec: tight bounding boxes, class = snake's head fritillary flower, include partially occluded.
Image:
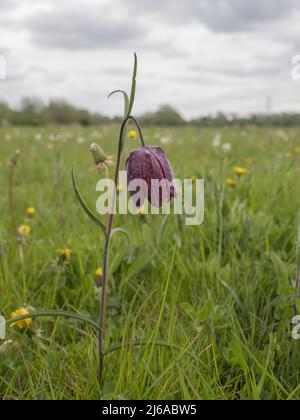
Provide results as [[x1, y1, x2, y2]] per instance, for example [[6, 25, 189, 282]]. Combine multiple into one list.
[[126, 146, 176, 208], [11, 308, 32, 330]]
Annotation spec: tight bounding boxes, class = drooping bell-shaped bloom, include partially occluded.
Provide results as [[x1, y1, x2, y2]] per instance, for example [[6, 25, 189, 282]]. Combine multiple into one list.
[[126, 146, 176, 208]]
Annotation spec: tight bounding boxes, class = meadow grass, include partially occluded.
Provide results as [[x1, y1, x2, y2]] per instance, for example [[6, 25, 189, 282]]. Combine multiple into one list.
[[0, 125, 299, 400]]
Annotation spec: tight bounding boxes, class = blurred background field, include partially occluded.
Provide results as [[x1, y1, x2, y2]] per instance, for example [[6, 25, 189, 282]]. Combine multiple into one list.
[[0, 125, 299, 399]]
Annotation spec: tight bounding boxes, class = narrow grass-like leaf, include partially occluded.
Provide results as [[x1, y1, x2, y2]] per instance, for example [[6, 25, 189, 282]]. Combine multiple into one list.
[[104, 339, 199, 361], [108, 90, 129, 119], [156, 214, 169, 246], [6, 310, 100, 332], [72, 165, 107, 237], [127, 53, 137, 118]]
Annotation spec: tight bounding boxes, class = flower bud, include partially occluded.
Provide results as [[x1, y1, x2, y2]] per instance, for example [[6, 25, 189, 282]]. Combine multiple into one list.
[[90, 143, 108, 165], [90, 143, 113, 173]]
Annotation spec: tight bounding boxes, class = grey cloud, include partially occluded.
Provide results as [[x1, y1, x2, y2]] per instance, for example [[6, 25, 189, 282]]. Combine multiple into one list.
[[187, 62, 288, 81], [27, 7, 148, 50], [2, 0, 18, 9], [126, 0, 299, 32], [194, 0, 299, 32]]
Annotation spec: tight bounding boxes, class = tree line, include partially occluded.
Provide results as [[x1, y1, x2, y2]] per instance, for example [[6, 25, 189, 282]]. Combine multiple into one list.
[[1, 98, 300, 127]]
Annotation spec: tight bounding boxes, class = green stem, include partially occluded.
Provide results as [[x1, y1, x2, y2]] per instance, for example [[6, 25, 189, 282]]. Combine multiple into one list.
[[98, 115, 145, 385], [8, 167, 16, 231]]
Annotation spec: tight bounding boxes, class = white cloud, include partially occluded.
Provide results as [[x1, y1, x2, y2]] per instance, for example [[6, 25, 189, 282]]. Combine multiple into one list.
[[0, 0, 299, 117]]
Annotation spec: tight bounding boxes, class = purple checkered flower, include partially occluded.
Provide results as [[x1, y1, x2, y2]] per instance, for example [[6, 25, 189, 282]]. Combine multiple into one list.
[[126, 146, 176, 208]]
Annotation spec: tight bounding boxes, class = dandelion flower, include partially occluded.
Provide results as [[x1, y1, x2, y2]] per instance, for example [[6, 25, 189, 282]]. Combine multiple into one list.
[[226, 179, 238, 188], [136, 205, 146, 216], [95, 267, 103, 278], [128, 130, 137, 140], [58, 248, 72, 260], [26, 207, 36, 218], [18, 224, 31, 237], [233, 166, 247, 177], [116, 183, 123, 193], [191, 176, 197, 185], [11, 308, 32, 330]]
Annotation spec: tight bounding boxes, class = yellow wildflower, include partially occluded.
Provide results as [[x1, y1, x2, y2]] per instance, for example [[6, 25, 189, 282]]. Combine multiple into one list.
[[116, 183, 123, 193], [128, 130, 137, 140], [95, 267, 103, 278], [26, 207, 36, 218], [58, 248, 72, 260], [136, 205, 146, 216], [234, 166, 247, 176], [11, 308, 32, 330], [18, 224, 31, 236], [226, 179, 238, 188], [191, 176, 197, 185]]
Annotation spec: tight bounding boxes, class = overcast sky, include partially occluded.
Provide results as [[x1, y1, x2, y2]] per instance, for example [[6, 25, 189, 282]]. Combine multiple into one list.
[[0, 0, 299, 118]]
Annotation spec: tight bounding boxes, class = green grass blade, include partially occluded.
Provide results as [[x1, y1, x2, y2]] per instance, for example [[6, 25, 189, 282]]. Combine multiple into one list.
[[127, 53, 137, 118]]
